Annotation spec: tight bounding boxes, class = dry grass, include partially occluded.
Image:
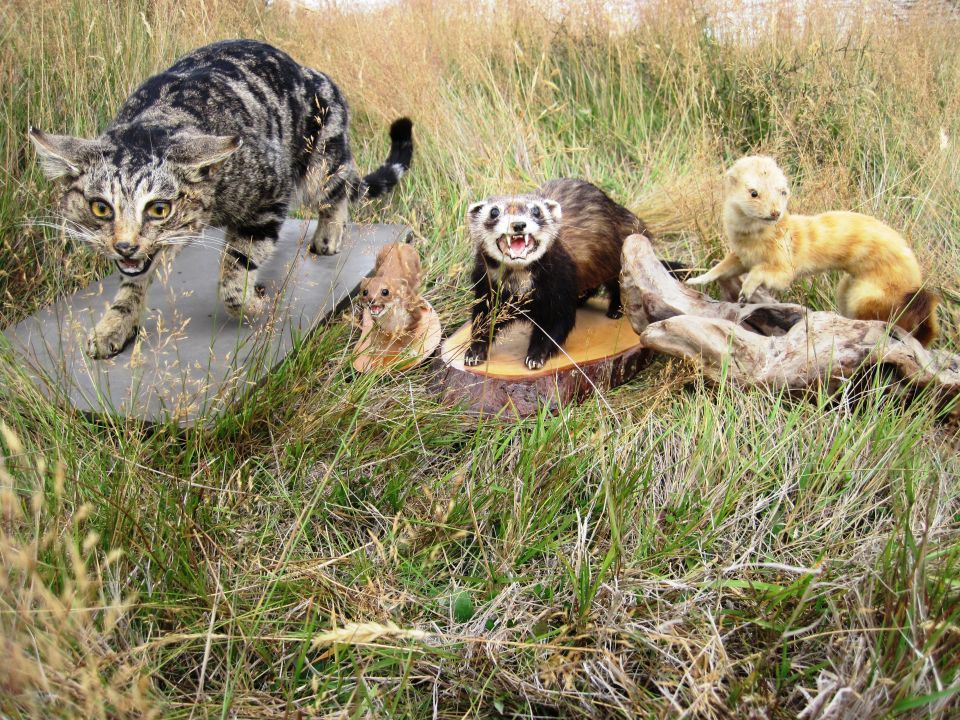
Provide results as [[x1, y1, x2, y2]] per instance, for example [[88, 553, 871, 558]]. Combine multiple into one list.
[[1, 0, 959, 717]]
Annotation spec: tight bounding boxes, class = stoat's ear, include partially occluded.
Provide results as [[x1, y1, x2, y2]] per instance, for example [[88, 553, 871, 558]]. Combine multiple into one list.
[[28, 128, 104, 180], [467, 201, 486, 217], [542, 199, 561, 221]]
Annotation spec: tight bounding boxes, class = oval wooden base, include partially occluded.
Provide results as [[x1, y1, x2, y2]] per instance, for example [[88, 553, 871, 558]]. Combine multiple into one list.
[[432, 298, 649, 417], [353, 301, 442, 372]]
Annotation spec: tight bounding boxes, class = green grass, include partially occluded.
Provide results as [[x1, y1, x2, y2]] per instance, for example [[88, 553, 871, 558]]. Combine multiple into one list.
[[1, 0, 959, 717]]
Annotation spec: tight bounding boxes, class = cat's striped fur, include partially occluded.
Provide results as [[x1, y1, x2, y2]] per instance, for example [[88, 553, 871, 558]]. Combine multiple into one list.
[[29, 39, 413, 358]]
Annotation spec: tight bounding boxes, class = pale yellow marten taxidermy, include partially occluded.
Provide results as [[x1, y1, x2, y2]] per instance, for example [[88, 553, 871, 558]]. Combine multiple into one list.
[[359, 242, 427, 341], [687, 155, 939, 346]]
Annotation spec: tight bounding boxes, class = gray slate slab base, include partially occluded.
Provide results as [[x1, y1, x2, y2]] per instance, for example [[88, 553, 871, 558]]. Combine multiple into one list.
[[2, 220, 411, 426]]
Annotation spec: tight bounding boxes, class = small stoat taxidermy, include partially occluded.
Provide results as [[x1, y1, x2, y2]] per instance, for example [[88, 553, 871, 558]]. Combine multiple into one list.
[[687, 155, 939, 346], [465, 178, 651, 370], [359, 242, 426, 341]]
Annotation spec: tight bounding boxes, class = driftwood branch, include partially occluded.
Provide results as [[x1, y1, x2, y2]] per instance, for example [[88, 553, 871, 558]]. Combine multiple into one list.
[[621, 234, 960, 415]]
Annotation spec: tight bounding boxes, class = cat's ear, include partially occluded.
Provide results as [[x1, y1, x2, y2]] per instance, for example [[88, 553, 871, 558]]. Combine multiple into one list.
[[28, 128, 102, 180], [167, 134, 242, 178]]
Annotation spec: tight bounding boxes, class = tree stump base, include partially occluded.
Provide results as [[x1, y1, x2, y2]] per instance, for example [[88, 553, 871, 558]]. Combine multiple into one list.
[[433, 298, 649, 417]]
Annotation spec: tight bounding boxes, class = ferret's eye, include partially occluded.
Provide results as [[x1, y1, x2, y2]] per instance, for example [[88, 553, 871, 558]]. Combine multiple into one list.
[[89, 198, 114, 220], [531, 206, 542, 219], [489, 207, 500, 220], [749, 189, 759, 199], [381, 288, 389, 296], [145, 200, 171, 220]]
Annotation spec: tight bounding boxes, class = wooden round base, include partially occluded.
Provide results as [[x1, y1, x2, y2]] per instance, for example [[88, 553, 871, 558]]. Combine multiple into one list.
[[433, 298, 649, 417], [353, 301, 442, 372]]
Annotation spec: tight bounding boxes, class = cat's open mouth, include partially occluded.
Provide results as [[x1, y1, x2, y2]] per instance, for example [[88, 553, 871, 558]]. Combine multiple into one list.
[[115, 253, 156, 277], [497, 233, 537, 261]]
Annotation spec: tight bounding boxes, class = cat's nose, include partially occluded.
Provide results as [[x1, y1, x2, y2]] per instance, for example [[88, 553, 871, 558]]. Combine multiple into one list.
[[115, 241, 138, 257]]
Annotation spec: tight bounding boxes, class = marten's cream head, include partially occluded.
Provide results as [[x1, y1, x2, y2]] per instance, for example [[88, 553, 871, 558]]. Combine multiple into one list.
[[467, 194, 561, 268], [724, 155, 790, 224], [359, 276, 415, 321]]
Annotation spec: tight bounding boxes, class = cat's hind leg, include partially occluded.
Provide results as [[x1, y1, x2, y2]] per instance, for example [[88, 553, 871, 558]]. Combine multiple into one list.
[[220, 225, 279, 320]]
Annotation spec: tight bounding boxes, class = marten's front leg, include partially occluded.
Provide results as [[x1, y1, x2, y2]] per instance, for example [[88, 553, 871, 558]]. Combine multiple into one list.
[[686, 253, 746, 286], [738, 265, 793, 303]]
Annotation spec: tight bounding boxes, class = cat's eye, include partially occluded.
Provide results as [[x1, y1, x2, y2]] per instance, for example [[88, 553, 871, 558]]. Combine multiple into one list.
[[362, 288, 368, 296], [145, 200, 171, 220], [531, 205, 542, 219], [749, 189, 759, 199], [89, 199, 114, 220], [381, 288, 389, 296], [489, 207, 500, 220], [780, 189, 788, 197]]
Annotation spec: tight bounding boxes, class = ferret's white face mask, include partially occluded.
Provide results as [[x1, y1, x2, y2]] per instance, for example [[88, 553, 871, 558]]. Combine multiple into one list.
[[468, 196, 562, 268]]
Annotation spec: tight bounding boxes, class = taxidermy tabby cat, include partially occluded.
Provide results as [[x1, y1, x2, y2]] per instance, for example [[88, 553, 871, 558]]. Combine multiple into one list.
[[29, 39, 413, 358]]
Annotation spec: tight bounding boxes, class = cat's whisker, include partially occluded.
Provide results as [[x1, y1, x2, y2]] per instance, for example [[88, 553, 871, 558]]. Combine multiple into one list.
[[25, 222, 103, 247], [24, 217, 99, 238], [160, 237, 228, 251]]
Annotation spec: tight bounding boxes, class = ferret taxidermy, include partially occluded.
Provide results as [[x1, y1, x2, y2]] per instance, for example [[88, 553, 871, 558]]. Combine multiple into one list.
[[465, 178, 650, 370], [687, 155, 939, 346]]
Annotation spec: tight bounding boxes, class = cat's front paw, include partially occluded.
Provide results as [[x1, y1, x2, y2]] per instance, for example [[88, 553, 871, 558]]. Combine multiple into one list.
[[86, 318, 137, 359], [686, 273, 712, 286], [606, 306, 624, 319], [464, 342, 488, 367], [309, 227, 344, 256]]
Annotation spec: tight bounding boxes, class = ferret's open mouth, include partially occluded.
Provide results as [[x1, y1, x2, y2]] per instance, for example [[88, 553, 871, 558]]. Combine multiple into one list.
[[369, 303, 386, 317], [497, 234, 537, 260], [115, 253, 156, 278]]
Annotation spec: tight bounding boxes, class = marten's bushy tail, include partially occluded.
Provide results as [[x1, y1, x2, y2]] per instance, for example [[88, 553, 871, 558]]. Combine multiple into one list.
[[898, 288, 940, 347], [350, 118, 414, 201]]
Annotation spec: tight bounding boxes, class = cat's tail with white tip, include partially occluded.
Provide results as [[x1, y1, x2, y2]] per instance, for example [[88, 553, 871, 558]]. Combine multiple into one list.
[[351, 118, 413, 201]]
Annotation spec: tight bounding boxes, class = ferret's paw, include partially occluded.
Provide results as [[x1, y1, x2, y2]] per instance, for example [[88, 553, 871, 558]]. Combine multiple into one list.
[[524, 354, 547, 370], [464, 343, 488, 367]]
